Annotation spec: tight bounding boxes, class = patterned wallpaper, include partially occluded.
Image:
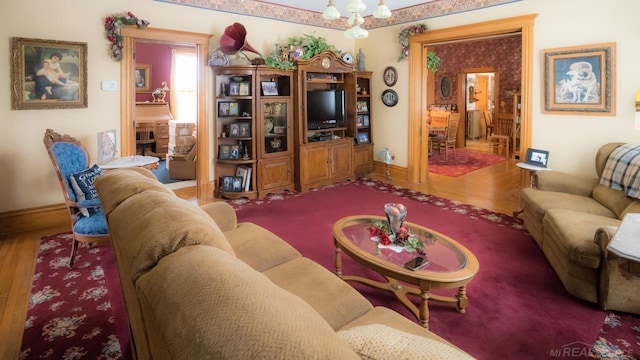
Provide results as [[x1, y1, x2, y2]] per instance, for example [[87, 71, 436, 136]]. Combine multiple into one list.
[[154, 0, 522, 30], [433, 35, 522, 112]]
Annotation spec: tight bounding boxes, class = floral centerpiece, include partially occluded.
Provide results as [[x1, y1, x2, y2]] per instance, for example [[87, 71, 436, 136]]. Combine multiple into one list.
[[369, 203, 426, 254], [104, 12, 150, 61]]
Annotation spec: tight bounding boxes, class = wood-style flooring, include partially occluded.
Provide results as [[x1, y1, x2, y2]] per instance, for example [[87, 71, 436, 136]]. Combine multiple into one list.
[[0, 139, 521, 359]]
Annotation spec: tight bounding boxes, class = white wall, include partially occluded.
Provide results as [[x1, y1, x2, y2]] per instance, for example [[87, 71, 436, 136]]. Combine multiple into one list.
[[2, 0, 639, 213], [363, 0, 640, 175]]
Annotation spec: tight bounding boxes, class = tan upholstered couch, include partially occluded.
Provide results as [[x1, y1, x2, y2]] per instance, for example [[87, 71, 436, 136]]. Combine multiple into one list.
[[521, 143, 640, 312], [94, 168, 474, 360]]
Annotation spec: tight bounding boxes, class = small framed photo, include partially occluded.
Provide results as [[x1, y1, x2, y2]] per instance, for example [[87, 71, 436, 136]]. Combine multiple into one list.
[[229, 145, 240, 160], [239, 122, 251, 137], [229, 102, 239, 116], [261, 81, 278, 96], [357, 100, 368, 113], [218, 144, 231, 159], [357, 132, 370, 144], [357, 115, 363, 127], [273, 125, 285, 134], [524, 148, 550, 168], [221, 176, 235, 191], [97, 129, 117, 164], [218, 102, 231, 117], [239, 81, 250, 96], [231, 176, 244, 191], [228, 123, 241, 137], [229, 82, 240, 96], [363, 115, 370, 126]]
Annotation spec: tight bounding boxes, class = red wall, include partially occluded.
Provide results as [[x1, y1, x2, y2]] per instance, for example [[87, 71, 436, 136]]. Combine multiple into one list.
[[135, 43, 173, 103]]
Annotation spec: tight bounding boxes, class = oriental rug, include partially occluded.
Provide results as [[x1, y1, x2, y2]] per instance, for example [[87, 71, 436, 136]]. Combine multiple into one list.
[[24, 178, 639, 360], [428, 148, 508, 177]]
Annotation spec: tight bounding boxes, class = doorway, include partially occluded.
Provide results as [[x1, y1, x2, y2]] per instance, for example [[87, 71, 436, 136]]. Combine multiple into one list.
[[464, 71, 497, 142], [119, 26, 212, 202], [408, 14, 537, 184]]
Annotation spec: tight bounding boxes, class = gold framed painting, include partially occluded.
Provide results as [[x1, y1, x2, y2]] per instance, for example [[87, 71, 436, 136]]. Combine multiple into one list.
[[135, 63, 151, 92], [10, 37, 87, 110], [542, 42, 616, 115]]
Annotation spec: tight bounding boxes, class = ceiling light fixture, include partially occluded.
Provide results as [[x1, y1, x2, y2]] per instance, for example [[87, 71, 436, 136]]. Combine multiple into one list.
[[323, 0, 392, 39]]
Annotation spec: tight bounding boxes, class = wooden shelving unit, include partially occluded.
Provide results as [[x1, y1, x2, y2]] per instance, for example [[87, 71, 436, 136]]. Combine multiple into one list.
[[351, 71, 374, 175]]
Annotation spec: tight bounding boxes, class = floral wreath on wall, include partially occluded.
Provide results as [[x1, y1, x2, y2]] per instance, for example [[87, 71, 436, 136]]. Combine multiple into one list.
[[397, 23, 427, 62], [104, 12, 150, 61]]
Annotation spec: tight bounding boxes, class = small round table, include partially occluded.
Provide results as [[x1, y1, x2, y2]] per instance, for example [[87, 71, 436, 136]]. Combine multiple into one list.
[[100, 155, 159, 170], [513, 162, 551, 217]]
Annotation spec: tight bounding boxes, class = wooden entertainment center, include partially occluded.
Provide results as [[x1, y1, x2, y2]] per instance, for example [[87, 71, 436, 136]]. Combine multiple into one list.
[[213, 50, 373, 199]]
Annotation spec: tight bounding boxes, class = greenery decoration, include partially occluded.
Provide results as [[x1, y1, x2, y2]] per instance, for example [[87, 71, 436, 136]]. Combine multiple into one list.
[[264, 33, 337, 70], [427, 52, 442, 73], [397, 23, 427, 62], [104, 12, 150, 61]]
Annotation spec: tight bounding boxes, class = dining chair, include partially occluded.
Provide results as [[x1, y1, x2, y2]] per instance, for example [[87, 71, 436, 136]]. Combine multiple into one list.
[[428, 110, 450, 154], [43, 129, 110, 267], [490, 113, 514, 157], [439, 114, 460, 160], [483, 110, 494, 140]]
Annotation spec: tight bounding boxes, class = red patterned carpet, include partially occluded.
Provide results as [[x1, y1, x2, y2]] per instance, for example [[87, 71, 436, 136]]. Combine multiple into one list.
[[23, 178, 639, 359], [428, 148, 508, 177]]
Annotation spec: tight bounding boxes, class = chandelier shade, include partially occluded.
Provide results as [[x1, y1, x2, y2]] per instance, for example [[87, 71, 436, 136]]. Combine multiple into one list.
[[322, 0, 393, 39], [322, 0, 340, 20]]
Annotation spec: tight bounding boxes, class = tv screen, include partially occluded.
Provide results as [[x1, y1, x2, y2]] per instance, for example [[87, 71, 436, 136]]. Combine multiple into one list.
[[306, 89, 345, 129]]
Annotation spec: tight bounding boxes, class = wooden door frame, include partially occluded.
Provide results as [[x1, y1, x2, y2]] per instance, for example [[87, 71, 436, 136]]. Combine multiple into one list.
[[409, 14, 537, 183], [119, 26, 212, 202]]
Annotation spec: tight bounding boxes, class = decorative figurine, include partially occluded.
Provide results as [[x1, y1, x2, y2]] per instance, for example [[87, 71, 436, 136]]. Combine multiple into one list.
[[357, 48, 366, 71]]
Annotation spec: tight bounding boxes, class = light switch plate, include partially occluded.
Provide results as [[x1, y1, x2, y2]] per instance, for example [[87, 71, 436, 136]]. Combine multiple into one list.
[[101, 80, 118, 91]]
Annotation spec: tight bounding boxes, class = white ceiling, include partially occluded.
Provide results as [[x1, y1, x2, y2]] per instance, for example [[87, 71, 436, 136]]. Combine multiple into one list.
[[256, 0, 435, 18]]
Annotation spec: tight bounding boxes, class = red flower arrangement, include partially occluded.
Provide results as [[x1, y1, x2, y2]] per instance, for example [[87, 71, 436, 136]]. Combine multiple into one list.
[[104, 12, 150, 61], [369, 220, 426, 255]]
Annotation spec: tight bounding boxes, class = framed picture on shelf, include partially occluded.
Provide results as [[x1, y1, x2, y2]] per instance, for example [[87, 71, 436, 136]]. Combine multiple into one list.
[[239, 81, 250, 96], [218, 102, 232, 116], [221, 176, 234, 191], [274, 126, 285, 134], [231, 176, 243, 191], [357, 101, 368, 113], [229, 102, 239, 116], [218, 144, 231, 159], [261, 81, 278, 96], [357, 115, 363, 127], [229, 145, 240, 160], [357, 132, 370, 144], [542, 42, 616, 115], [229, 82, 240, 96], [239, 122, 251, 137], [228, 122, 241, 137], [363, 115, 370, 126]]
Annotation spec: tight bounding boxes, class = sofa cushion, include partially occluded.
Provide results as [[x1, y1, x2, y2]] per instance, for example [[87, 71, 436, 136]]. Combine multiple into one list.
[[543, 209, 621, 269], [521, 188, 616, 220], [338, 324, 474, 360], [95, 168, 173, 217], [224, 222, 301, 272], [620, 199, 640, 219], [106, 191, 235, 283], [136, 246, 361, 360], [591, 184, 633, 218], [263, 257, 373, 330]]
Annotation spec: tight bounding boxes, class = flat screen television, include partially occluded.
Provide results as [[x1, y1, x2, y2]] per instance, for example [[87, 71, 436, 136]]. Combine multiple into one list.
[[306, 89, 345, 130]]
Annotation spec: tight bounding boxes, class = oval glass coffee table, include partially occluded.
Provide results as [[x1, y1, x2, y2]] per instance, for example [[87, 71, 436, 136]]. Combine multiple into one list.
[[332, 215, 479, 328]]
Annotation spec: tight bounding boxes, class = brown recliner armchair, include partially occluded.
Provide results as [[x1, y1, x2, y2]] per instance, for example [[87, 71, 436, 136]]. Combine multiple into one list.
[[520, 143, 640, 313]]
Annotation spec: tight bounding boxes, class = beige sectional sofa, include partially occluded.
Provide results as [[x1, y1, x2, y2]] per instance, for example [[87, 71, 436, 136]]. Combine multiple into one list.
[[94, 168, 473, 359], [521, 143, 640, 312]]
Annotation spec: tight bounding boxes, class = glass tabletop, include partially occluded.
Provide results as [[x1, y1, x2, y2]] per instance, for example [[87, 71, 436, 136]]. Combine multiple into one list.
[[338, 218, 469, 273]]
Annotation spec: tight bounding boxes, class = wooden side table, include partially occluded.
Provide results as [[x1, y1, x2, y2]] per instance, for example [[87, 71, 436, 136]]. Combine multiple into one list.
[[513, 162, 551, 217]]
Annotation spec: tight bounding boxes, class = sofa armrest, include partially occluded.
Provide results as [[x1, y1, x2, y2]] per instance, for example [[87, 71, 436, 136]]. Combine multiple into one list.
[[594, 225, 619, 253], [199, 202, 238, 231], [535, 171, 598, 196]]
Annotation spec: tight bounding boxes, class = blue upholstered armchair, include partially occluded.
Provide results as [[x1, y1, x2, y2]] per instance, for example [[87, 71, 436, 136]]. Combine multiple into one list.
[[43, 129, 110, 267]]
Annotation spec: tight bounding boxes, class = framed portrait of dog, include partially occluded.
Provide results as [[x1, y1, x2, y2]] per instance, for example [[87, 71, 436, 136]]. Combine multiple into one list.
[[542, 42, 616, 116]]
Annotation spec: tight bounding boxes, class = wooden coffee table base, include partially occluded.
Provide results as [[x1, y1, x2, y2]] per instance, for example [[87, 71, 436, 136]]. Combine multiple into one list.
[[335, 247, 469, 329]]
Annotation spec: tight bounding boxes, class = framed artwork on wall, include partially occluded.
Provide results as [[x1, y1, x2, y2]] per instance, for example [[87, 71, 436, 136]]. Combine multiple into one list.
[[135, 63, 151, 92], [97, 129, 117, 164], [542, 42, 616, 115], [10, 37, 87, 110]]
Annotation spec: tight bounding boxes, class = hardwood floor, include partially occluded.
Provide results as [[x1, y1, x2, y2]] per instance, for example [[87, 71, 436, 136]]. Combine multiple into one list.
[[0, 140, 521, 359]]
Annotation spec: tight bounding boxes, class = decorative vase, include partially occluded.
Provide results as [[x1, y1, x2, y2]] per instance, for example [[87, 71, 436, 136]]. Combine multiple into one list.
[[384, 203, 407, 236]]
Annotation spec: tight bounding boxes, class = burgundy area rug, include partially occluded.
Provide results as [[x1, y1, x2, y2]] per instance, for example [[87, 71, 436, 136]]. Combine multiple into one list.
[[21, 233, 131, 360], [230, 178, 640, 360], [429, 148, 507, 177]]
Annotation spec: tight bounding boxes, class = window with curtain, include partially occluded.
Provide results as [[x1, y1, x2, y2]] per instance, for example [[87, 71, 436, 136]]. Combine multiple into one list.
[[171, 48, 197, 123]]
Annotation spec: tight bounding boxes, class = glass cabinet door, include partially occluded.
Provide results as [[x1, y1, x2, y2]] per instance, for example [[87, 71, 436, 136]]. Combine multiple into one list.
[[262, 101, 289, 156]]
